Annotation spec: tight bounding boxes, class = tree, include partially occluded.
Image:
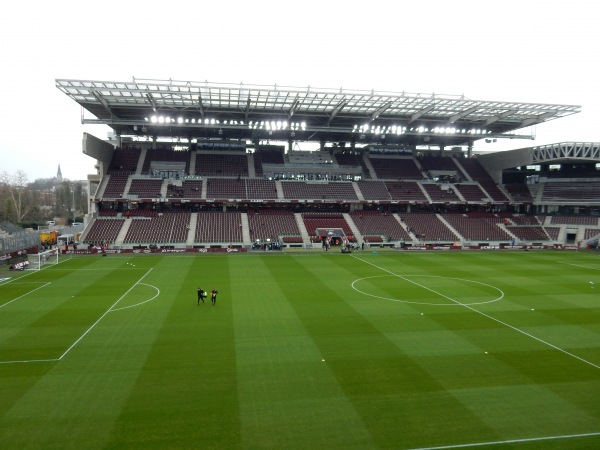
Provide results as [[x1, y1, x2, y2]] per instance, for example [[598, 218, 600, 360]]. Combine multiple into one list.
[[0, 170, 33, 223]]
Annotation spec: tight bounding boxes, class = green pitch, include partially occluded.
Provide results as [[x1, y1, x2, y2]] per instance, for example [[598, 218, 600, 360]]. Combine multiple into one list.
[[0, 250, 599, 449]]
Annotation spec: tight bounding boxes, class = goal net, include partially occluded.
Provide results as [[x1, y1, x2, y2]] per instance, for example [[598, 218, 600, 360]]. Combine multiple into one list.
[[27, 248, 60, 270]]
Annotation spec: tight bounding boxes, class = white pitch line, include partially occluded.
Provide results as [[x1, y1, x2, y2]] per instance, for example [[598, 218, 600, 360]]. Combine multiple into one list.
[[559, 261, 600, 271], [352, 255, 600, 370], [0, 282, 51, 309], [110, 283, 160, 311], [406, 430, 600, 450], [0, 357, 59, 365], [57, 268, 153, 360]]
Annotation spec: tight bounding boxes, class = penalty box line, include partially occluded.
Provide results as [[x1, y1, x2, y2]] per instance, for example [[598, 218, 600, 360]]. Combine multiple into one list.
[[0, 268, 154, 365], [351, 255, 600, 370], [0, 282, 52, 309], [58, 268, 154, 360]]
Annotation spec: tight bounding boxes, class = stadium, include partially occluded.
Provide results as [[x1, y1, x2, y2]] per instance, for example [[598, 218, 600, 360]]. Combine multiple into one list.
[[0, 78, 599, 449], [48, 78, 599, 253]]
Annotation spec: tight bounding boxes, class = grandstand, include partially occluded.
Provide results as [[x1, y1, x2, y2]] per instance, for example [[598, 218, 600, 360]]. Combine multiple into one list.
[[51, 78, 600, 252]]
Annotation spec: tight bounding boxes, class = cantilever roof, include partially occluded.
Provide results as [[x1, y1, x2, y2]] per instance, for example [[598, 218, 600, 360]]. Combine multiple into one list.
[[56, 78, 581, 148]]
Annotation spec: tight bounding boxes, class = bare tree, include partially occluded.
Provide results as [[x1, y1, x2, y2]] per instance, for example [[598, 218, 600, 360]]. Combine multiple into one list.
[[0, 170, 33, 223]]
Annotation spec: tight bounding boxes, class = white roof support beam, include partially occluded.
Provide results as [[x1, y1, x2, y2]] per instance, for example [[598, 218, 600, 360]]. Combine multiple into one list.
[[448, 105, 479, 124], [327, 99, 347, 126], [371, 102, 392, 121], [244, 95, 252, 121], [521, 111, 556, 128], [410, 104, 435, 123], [484, 109, 517, 126], [288, 95, 301, 118], [93, 91, 113, 117]]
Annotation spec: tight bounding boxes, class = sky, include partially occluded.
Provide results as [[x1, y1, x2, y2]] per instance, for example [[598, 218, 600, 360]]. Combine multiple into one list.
[[1, 0, 598, 182]]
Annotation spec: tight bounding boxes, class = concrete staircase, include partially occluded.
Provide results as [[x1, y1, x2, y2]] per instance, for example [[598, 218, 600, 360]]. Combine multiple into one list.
[[186, 213, 198, 245], [343, 213, 364, 242], [136, 148, 147, 175], [114, 219, 133, 245], [241, 213, 251, 244], [294, 213, 311, 244]]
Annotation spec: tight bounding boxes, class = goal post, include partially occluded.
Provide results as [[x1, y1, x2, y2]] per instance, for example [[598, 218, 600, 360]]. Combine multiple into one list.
[[27, 248, 60, 270]]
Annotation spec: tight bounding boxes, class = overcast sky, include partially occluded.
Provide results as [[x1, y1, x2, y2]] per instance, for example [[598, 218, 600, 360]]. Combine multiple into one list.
[[1, 0, 598, 181]]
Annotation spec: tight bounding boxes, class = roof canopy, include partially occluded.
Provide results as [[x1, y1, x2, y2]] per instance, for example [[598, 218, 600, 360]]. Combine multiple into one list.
[[56, 78, 581, 148]]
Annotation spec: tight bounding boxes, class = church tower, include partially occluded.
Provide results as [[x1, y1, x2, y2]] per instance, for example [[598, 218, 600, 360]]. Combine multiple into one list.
[[56, 164, 63, 181]]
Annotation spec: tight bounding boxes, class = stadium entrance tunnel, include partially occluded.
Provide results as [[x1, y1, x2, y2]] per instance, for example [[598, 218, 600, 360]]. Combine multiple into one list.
[[351, 275, 504, 306]]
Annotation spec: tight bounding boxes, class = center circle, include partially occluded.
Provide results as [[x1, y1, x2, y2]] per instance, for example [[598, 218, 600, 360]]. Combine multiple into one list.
[[351, 275, 504, 306]]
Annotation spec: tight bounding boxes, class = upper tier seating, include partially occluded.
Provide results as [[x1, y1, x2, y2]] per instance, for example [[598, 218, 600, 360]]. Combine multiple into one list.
[[254, 147, 285, 177], [541, 181, 600, 202], [281, 181, 358, 200], [454, 183, 488, 202], [369, 157, 423, 180], [206, 178, 247, 199], [196, 153, 249, 177], [420, 183, 461, 202], [334, 152, 370, 178], [102, 175, 129, 198], [458, 158, 508, 201], [108, 147, 141, 174], [246, 179, 278, 199], [418, 155, 459, 172], [128, 179, 164, 198], [142, 147, 191, 175], [181, 180, 203, 198], [504, 183, 534, 202], [385, 181, 428, 202], [356, 181, 391, 200]]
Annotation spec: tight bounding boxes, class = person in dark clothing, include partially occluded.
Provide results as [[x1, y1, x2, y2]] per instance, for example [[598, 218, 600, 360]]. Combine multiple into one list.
[[211, 289, 218, 305], [197, 288, 206, 305]]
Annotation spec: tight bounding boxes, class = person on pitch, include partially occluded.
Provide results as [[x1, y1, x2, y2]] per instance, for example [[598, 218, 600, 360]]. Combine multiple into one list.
[[197, 288, 207, 305], [211, 289, 218, 305]]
